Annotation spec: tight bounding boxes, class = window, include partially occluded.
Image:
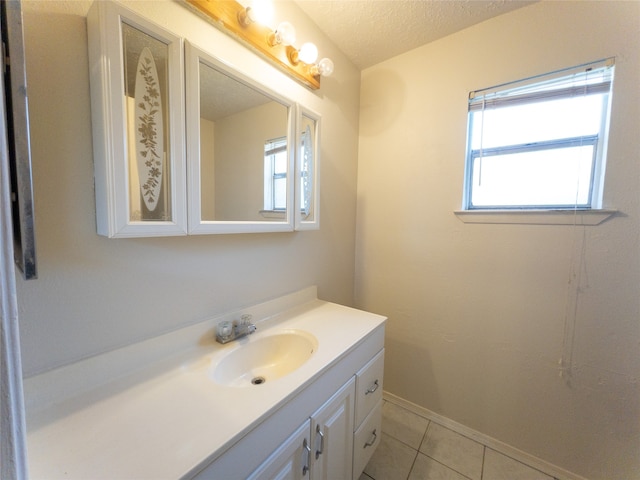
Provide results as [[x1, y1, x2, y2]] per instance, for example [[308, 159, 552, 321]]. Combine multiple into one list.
[[464, 59, 614, 210], [264, 136, 287, 211]]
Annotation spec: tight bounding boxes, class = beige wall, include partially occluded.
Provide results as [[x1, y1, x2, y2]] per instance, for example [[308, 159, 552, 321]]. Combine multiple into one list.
[[17, 0, 360, 376], [200, 117, 215, 220], [356, 2, 639, 479]]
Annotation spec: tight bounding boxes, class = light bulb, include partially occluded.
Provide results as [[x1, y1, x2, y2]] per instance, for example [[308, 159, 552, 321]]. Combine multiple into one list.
[[314, 58, 334, 77], [269, 21, 296, 46], [238, 0, 273, 26], [298, 42, 318, 64], [248, 0, 273, 24]]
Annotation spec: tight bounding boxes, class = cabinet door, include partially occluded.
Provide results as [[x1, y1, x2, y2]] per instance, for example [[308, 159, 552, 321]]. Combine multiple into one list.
[[248, 419, 312, 480], [87, 1, 187, 237], [310, 377, 355, 480]]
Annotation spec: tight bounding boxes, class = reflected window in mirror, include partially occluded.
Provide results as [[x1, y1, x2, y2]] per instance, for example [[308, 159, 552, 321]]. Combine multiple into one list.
[[263, 136, 288, 216]]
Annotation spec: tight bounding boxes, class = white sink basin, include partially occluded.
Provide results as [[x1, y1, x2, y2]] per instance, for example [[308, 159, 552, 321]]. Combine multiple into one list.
[[211, 330, 318, 387]]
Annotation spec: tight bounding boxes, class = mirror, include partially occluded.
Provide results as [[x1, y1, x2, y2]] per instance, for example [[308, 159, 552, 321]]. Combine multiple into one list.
[[186, 41, 295, 234], [296, 108, 320, 230]]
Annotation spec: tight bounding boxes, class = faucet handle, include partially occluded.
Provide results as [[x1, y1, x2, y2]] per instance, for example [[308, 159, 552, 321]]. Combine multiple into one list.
[[216, 320, 234, 342], [240, 314, 253, 324]]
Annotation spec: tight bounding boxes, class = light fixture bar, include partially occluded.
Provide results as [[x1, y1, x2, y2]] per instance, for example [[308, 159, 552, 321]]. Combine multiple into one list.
[[185, 0, 321, 89]]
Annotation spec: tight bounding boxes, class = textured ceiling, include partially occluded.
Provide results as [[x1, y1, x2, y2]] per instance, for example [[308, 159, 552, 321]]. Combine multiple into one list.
[[293, 0, 537, 69]]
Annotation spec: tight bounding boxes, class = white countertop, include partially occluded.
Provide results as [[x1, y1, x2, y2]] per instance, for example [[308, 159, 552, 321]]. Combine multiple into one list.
[[25, 289, 386, 479]]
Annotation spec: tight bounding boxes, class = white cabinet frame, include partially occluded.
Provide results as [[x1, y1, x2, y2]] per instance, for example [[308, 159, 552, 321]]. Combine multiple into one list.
[[185, 41, 296, 235], [87, 1, 187, 237]]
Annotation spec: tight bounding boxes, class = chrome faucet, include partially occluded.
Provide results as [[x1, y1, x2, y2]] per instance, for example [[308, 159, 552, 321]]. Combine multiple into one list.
[[216, 314, 257, 344]]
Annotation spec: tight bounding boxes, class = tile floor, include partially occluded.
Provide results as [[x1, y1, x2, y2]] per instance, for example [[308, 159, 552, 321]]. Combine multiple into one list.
[[360, 400, 559, 480]]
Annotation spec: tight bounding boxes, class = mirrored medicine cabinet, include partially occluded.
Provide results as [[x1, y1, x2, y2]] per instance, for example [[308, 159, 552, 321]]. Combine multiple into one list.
[[87, 1, 320, 238]]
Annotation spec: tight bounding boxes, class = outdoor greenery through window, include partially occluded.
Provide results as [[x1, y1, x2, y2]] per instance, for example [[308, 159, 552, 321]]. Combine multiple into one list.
[[464, 58, 615, 210]]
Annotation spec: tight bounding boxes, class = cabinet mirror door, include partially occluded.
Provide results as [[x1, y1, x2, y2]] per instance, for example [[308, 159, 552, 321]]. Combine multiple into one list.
[[87, 1, 187, 237], [186, 42, 295, 234], [296, 108, 320, 230]]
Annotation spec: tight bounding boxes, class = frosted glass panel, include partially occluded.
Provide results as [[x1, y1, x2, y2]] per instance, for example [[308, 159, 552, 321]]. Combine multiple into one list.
[[122, 22, 172, 221]]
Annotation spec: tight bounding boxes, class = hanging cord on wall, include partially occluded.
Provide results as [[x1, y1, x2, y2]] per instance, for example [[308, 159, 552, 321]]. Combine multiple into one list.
[[558, 68, 593, 384], [558, 220, 589, 384], [477, 96, 486, 186]]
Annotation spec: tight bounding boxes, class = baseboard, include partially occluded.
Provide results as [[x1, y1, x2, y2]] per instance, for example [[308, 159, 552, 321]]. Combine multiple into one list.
[[382, 391, 589, 480]]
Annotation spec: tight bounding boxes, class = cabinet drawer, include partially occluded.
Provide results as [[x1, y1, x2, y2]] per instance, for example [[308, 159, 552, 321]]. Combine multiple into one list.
[[353, 399, 382, 479], [355, 349, 384, 427]]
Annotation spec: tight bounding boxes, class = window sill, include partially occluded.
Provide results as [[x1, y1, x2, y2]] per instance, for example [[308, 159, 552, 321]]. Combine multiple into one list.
[[259, 210, 286, 219], [454, 209, 617, 225]]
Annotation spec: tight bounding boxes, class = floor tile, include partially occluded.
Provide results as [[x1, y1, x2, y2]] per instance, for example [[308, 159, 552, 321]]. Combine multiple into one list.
[[419, 423, 484, 480], [409, 453, 470, 480], [382, 401, 430, 449], [364, 433, 417, 480], [359, 472, 374, 480], [483, 448, 554, 480]]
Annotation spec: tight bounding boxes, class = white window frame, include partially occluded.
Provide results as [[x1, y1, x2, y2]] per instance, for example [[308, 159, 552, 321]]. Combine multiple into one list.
[[263, 136, 288, 212], [458, 59, 617, 224]]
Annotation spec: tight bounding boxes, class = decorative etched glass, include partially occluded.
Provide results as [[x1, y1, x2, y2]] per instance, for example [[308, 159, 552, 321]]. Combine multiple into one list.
[[296, 109, 320, 230], [87, 1, 186, 237], [122, 23, 171, 221]]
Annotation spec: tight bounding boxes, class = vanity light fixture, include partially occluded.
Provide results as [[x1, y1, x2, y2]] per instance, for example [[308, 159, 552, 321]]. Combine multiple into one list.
[[185, 0, 334, 89]]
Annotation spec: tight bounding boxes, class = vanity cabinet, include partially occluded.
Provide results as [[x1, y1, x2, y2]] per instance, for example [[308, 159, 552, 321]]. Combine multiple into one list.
[[192, 347, 384, 480], [248, 377, 355, 480], [87, 1, 188, 237], [25, 290, 385, 479], [247, 351, 384, 480]]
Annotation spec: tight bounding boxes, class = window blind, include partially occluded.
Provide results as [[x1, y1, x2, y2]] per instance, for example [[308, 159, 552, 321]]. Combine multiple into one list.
[[469, 57, 615, 112]]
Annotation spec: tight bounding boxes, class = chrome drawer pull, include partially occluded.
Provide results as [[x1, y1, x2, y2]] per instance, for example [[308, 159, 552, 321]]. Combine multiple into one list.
[[365, 379, 379, 395], [315, 425, 325, 459], [364, 429, 378, 448], [302, 438, 311, 476]]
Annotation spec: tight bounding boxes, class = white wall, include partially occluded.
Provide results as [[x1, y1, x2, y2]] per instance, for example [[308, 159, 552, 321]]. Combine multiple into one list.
[[16, 0, 360, 376], [356, 2, 639, 479]]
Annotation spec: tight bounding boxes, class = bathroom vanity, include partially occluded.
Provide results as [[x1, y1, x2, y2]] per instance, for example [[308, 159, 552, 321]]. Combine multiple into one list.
[[24, 287, 385, 479]]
